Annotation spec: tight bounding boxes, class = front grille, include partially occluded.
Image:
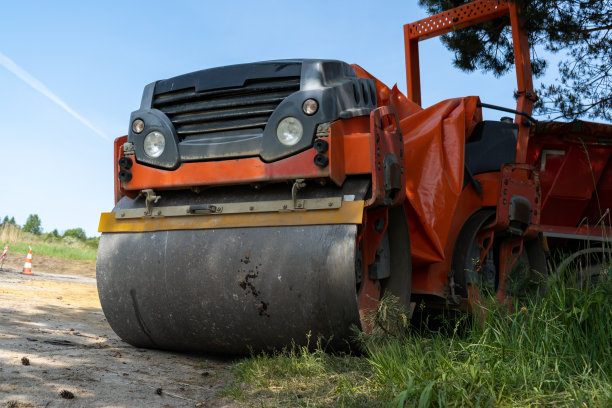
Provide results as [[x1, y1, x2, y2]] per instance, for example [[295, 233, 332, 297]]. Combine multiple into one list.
[[152, 77, 301, 141]]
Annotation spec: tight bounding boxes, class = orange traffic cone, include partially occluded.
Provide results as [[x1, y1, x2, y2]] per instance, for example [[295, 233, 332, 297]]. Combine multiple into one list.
[[22, 247, 33, 275]]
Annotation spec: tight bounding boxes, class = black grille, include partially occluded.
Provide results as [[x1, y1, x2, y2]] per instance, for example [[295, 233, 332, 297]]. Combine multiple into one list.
[[152, 77, 301, 140]]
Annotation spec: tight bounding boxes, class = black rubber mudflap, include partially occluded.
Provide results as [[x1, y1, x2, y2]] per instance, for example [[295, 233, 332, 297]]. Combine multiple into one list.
[[96, 224, 360, 354]]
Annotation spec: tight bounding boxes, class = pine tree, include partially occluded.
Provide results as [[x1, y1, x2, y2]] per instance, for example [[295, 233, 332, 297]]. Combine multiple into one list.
[[418, 0, 611, 120]]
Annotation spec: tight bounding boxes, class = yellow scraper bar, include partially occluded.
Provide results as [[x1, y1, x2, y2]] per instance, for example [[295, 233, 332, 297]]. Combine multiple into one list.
[[99, 200, 364, 233]]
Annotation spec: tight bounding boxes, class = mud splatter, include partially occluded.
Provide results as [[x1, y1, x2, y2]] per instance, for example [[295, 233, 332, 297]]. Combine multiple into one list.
[[255, 301, 270, 317], [237, 270, 260, 297], [237, 265, 270, 317]]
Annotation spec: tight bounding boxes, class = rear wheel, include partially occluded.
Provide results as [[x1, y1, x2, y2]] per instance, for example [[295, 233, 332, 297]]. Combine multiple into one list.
[[451, 210, 496, 299], [451, 210, 547, 307]]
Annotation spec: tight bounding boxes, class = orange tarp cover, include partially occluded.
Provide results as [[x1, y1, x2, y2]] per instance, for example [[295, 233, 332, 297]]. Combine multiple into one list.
[[354, 65, 482, 265]]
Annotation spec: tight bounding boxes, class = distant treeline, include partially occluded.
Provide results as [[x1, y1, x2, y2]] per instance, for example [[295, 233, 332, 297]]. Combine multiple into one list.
[[1, 214, 99, 249]]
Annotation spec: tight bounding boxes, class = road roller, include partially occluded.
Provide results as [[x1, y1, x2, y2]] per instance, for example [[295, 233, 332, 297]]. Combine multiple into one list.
[[97, 1, 555, 354]]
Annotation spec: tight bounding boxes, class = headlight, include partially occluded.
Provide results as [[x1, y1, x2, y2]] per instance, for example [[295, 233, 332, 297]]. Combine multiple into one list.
[[276, 117, 303, 146], [143, 131, 165, 158]]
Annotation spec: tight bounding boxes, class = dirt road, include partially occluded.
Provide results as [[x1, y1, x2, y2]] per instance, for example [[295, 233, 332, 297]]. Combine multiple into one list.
[[0, 258, 235, 408]]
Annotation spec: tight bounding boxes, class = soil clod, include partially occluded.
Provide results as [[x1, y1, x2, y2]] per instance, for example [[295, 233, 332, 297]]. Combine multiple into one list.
[[59, 390, 74, 399]]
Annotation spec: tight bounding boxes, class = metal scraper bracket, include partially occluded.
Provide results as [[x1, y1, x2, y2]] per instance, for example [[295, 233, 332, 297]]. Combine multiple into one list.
[[115, 197, 343, 219]]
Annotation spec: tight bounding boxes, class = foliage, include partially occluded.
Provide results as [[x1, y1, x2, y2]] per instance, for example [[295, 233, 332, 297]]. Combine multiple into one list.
[[222, 336, 376, 407], [366, 275, 611, 407], [63, 227, 87, 241], [225, 272, 612, 407], [0, 222, 98, 260], [7, 241, 97, 261], [22, 214, 42, 235], [417, 0, 612, 120], [1, 216, 17, 227]]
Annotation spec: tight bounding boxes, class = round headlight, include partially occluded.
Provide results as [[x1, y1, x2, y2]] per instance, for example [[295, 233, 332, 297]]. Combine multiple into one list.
[[143, 131, 165, 158], [302, 99, 318, 115], [132, 118, 145, 134], [276, 117, 303, 146]]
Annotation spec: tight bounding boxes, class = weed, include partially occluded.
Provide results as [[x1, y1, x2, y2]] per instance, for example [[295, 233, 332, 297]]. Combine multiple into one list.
[[224, 269, 611, 407]]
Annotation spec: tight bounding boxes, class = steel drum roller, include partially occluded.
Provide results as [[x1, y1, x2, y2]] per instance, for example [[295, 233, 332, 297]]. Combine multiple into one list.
[[96, 224, 361, 354]]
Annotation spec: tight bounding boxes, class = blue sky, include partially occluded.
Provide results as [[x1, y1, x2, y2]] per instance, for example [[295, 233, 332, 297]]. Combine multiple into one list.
[[0, 1, 550, 236]]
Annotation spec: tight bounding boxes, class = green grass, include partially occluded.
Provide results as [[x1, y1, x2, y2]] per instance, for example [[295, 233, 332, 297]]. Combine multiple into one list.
[[7, 241, 97, 261], [1, 224, 97, 261], [221, 337, 377, 407], [222, 271, 611, 407]]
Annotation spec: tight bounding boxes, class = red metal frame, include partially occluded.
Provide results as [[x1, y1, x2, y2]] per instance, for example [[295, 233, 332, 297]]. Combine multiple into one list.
[[357, 208, 388, 331], [403, 1, 546, 307], [526, 125, 612, 237], [404, 0, 534, 163], [487, 164, 541, 238], [366, 105, 406, 207]]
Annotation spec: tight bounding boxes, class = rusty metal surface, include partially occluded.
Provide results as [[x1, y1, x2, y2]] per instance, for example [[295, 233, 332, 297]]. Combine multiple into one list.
[[96, 224, 360, 354]]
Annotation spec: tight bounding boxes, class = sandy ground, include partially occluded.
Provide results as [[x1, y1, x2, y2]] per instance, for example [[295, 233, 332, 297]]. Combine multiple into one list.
[[0, 257, 236, 408]]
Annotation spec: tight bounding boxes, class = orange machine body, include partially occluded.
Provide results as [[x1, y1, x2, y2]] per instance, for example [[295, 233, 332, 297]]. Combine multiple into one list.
[[111, 0, 546, 304], [114, 71, 538, 302]]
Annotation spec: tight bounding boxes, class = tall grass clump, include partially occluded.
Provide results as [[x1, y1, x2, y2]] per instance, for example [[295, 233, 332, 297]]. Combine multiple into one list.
[[365, 272, 611, 407], [222, 265, 610, 407]]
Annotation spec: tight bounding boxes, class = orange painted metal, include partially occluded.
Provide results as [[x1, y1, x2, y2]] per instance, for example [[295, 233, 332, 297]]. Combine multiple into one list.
[[111, 4, 544, 306], [328, 121, 347, 185], [355, 62, 512, 298], [330, 115, 371, 176], [405, 0, 509, 42], [357, 208, 388, 330], [366, 105, 406, 207], [527, 122, 612, 232], [404, 0, 510, 106], [114, 136, 128, 204], [403, 0, 536, 166], [355, 65, 476, 266], [355, 64, 496, 294], [508, 3, 536, 163], [411, 172, 500, 297], [117, 116, 377, 197], [122, 149, 329, 193], [398, 0, 547, 303], [403, 35, 421, 106], [489, 164, 541, 238], [496, 238, 523, 308]]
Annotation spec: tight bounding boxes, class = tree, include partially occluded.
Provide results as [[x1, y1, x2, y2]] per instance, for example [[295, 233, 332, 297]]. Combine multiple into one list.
[[23, 214, 42, 235], [63, 228, 87, 241], [418, 0, 611, 120]]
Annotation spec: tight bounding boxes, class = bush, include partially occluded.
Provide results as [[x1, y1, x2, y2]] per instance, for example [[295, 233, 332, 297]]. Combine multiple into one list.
[[63, 228, 86, 241]]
